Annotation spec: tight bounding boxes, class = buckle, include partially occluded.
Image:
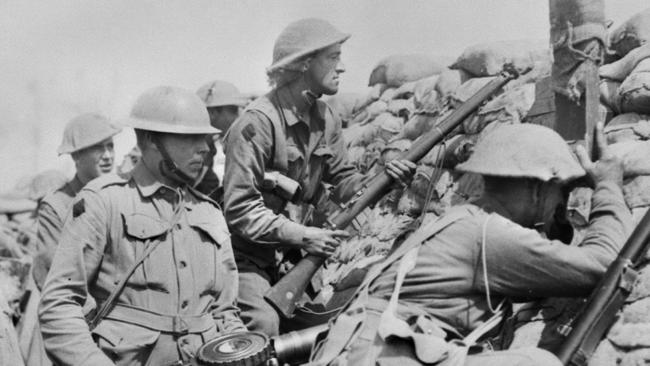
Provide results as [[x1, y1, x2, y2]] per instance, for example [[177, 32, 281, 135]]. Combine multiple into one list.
[[172, 315, 190, 335]]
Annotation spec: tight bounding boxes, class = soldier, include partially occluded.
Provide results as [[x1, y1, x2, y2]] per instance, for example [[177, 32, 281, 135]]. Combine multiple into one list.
[[39, 86, 246, 366], [34, 113, 121, 289], [309, 123, 632, 366], [194, 80, 249, 202], [223, 18, 416, 337]]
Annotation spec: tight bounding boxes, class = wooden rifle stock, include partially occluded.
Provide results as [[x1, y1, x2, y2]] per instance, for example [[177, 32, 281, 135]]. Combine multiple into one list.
[[264, 66, 520, 319], [556, 209, 650, 365]]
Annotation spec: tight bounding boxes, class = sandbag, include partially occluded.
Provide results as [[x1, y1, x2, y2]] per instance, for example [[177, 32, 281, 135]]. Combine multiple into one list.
[[464, 83, 535, 134], [349, 100, 388, 126], [435, 69, 467, 98], [413, 75, 440, 109], [379, 87, 398, 102], [380, 139, 412, 165], [369, 54, 449, 87], [450, 77, 497, 107], [609, 8, 650, 57], [393, 81, 417, 100], [608, 140, 650, 177], [342, 122, 381, 147], [387, 98, 415, 117], [396, 112, 439, 141], [373, 112, 404, 142], [325, 93, 364, 125], [451, 39, 551, 77], [600, 43, 650, 81], [605, 113, 650, 144], [619, 58, 650, 114], [599, 79, 622, 113]]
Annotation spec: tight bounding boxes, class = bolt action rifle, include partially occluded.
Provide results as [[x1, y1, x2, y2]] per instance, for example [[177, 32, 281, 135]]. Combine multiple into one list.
[[555, 208, 650, 365], [264, 66, 522, 319]]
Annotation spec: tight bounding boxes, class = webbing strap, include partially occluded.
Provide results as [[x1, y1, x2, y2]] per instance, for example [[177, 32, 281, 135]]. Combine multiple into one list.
[[104, 304, 213, 334]]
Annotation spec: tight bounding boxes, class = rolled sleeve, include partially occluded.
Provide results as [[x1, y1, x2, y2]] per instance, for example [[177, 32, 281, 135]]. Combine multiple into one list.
[[224, 111, 306, 247], [38, 191, 114, 366], [477, 180, 632, 298]]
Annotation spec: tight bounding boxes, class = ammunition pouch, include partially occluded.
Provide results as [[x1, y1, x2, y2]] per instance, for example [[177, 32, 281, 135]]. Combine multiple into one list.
[[262, 171, 301, 202]]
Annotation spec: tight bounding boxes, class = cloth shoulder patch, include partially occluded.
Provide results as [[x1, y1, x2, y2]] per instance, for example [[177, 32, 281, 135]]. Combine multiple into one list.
[[242, 123, 257, 141], [72, 198, 85, 218]]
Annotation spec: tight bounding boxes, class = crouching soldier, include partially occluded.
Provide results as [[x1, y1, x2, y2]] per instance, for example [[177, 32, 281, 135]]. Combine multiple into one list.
[[309, 123, 632, 366], [39, 86, 246, 366]]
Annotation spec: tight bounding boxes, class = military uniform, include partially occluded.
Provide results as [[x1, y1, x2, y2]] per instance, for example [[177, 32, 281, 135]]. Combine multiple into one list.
[[310, 179, 631, 365], [33, 176, 84, 288], [39, 163, 245, 366], [223, 89, 366, 335]]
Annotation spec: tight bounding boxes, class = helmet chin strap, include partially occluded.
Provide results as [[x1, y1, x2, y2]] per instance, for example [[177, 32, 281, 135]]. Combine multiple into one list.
[[152, 137, 196, 186], [301, 89, 319, 106]]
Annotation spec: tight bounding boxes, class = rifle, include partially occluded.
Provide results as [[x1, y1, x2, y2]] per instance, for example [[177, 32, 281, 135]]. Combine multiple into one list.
[[264, 66, 522, 319], [555, 209, 650, 365]]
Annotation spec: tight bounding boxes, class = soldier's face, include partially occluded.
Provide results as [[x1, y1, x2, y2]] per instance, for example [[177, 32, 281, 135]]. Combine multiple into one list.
[[158, 134, 210, 180], [74, 138, 115, 180], [305, 43, 345, 95], [208, 106, 240, 133]]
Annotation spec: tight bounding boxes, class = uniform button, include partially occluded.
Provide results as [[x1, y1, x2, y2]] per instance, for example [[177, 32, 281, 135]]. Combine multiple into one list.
[[181, 300, 189, 309], [179, 260, 187, 268]]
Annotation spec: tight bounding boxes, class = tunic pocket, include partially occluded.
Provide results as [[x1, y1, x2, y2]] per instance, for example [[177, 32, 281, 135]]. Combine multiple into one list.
[[92, 319, 160, 366]]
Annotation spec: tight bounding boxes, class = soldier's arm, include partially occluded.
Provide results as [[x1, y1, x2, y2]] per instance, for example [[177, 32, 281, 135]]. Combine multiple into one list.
[[210, 232, 247, 333], [38, 190, 115, 366], [223, 111, 306, 246], [321, 107, 367, 203], [36, 201, 64, 252], [477, 180, 631, 299]]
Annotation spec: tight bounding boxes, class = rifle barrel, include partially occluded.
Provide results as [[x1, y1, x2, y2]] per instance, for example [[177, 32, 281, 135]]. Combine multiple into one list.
[[556, 208, 650, 365], [264, 67, 520, 319]]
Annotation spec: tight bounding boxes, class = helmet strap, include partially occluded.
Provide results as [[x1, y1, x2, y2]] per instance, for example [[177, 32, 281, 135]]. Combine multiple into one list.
[[152, 136, 196, 186]]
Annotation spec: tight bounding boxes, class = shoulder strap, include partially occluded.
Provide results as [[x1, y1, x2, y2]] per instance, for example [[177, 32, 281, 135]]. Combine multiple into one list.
[[360, 207, 471, 291], [245, 95, 288, 174]]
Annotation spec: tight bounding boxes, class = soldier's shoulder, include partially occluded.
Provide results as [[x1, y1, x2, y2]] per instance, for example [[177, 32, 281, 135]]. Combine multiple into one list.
[[82, 173, 129, 193], [188, 186, 222, 211]]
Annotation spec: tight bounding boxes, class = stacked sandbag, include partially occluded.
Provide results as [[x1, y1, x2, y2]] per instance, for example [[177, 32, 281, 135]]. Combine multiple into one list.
[[609, 7, 650, 58], [368, 54, 450, 87], [450, 39, 551, 77], [326, 49, 554, 293]]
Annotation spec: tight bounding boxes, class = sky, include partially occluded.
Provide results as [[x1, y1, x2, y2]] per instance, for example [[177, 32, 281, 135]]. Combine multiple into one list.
[[0, 0, 647, 190]]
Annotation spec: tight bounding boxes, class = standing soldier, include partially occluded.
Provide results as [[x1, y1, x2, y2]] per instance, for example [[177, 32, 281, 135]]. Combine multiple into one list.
[[18, 115, 119, 366], [39, 86, 246, 366], [195, 80, 249, 202], [223, 18, 416, 337], [309, 123, 631, 366], [34, 113, 121, 289]]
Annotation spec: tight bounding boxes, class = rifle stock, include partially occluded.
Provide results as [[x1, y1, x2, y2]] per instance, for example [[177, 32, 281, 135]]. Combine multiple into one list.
[[264, 66, 520, 319], [555, 209, 650, 365]]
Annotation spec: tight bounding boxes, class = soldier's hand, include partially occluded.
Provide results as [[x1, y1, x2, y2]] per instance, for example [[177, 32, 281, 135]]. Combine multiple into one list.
[[301, 227, 349, 257], [385, 159, 417, 187], [576, 122, 624, 187]]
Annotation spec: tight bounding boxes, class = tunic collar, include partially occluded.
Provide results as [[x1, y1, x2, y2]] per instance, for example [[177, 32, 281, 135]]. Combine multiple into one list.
[[271, 88, 327, 128], [131, 162, 179, 198]]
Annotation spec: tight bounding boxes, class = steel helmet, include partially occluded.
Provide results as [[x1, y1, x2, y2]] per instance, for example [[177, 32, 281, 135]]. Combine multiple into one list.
[[125, 86, 220, 134], [267, 18, 350, 73], [196, 80, 248, 108], [456, 124, 586, 182], [58, 113, 121, 155]]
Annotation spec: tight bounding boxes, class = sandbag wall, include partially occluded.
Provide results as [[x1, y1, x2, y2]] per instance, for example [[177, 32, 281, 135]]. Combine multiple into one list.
[[319, 41, 554, 296]]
